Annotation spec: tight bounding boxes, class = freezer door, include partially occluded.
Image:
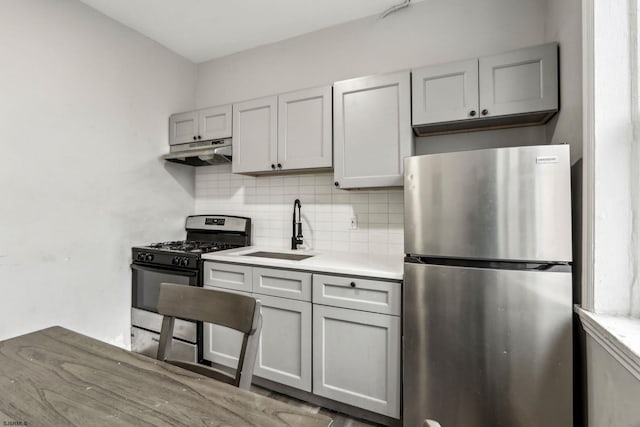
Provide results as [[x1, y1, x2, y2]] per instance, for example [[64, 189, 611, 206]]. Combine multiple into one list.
[[403, 262, 572, 427], [404, 145, 572, 262]]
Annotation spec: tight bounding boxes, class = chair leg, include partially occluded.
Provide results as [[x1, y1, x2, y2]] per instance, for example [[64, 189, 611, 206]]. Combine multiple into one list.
[[238, 308, 262, 390], [157, 316, 175, 361]]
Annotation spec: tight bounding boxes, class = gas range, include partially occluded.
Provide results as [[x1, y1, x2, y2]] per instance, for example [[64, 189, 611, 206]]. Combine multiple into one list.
[[130, 215, 251, 364], [132, 215, 251, 269]]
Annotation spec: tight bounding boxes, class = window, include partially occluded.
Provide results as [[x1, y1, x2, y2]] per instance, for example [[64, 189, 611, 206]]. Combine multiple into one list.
[[582, 0, 640, 318]]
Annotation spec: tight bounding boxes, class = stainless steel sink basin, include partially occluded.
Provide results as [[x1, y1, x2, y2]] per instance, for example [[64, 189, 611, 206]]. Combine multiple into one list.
[[241, 251, 314, 261]]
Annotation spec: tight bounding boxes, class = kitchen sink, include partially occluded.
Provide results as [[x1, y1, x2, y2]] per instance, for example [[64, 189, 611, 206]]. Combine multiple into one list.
[[241, 251, 314, 261]]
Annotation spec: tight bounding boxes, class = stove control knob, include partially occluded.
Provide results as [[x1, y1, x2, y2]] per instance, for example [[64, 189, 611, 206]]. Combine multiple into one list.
[[172, 256, 179, 265], [137, 253, 145, 261], [181, 258, 189, 267], [145, 254, 154, 262]]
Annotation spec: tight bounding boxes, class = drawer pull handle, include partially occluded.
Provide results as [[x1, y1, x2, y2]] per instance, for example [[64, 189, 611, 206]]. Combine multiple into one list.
[[151, 337, 159, 343], [350, 281, 356, 288]]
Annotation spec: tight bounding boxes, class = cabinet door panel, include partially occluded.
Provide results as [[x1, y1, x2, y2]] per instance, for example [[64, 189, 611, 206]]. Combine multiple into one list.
[[334, 71, 413, 189], [412, 59, 479, 125], [313, 305, 400, 418], [232, 96, 278, 173], [479, 42, 558, 117], [169, 111, 198, 145], [278, 86, 332, 170], [199, 104, 232, 141], [254, 295, 311, 391]]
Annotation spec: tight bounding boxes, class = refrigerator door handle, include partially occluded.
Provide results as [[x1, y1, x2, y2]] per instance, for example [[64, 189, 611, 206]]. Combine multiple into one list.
[[423, 420, 442, 427]]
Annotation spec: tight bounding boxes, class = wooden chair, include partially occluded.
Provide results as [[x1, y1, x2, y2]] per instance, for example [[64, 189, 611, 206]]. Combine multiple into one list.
[[156, 282, 262, 390]]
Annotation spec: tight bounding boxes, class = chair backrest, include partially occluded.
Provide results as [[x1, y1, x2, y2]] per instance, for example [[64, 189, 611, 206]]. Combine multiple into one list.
[[155, 283, 262, 389]]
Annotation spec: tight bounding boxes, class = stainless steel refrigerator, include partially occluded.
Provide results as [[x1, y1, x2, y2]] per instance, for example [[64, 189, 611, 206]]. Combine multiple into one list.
[[403, 145, 573, 427]]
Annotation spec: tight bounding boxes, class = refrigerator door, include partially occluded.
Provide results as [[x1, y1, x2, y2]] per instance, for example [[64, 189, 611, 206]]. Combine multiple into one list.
[[404, 145, 572, 262], [403, 262, 573, 427]]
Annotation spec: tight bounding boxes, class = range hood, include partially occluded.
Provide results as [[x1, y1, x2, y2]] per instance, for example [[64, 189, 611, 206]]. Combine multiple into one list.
[[162, 138, 232, 166]]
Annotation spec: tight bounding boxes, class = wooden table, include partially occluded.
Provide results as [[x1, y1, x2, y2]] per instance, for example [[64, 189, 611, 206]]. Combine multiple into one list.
[[0, 326, 332, 427]]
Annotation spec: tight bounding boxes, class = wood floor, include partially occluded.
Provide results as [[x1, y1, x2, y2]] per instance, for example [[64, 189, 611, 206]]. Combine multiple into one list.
[[251, 385, 380, 427]]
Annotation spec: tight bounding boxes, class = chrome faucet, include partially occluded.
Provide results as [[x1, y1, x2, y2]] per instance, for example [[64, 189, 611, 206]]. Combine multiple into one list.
[[291, 199, 303, 250]]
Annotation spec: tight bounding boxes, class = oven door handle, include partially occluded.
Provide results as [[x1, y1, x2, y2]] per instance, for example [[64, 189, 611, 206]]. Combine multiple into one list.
[[130, 264, 198, 277]]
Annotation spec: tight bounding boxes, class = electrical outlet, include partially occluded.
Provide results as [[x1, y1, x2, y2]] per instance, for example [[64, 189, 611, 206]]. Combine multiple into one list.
[[349, 216, 358, 230]]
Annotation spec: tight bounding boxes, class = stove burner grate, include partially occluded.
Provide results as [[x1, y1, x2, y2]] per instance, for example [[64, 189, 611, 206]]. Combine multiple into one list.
[[147, 240, 237, 254]]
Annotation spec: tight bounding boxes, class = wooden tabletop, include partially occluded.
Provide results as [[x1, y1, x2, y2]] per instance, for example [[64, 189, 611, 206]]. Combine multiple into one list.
[[0, 326, 332, 427]]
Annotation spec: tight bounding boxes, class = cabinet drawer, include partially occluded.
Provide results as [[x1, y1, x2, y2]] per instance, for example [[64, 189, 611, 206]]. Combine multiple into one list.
[[253, 267, 311, 301], [312, 274, 401, 315], [202, 261, 252, 292]]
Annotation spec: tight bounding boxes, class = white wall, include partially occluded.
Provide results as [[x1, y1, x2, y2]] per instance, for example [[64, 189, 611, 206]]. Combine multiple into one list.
[[544, 0, 583, 164], [196, 0, 547, 108], [586, 336, 640, 426], [0, 0, 197, 344], [194, 0, 549, 252]]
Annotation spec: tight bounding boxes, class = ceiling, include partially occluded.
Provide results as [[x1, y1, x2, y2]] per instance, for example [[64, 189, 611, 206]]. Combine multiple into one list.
[[79, 0, 424, 64]]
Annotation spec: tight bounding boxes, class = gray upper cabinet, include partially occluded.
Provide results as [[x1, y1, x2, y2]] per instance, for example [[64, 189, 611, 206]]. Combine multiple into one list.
[[169, 105, 232, 146], [232, 95, 278, 174], [278, 86, 332, 170], [412, 59, 479, 125], [169, 111, 198, 146], [333, 71, 414, 189], [479, 43, 558, 118], [232, 86, 332, 175], [412, 42, 558, 135], [198, 104, 233, 141]]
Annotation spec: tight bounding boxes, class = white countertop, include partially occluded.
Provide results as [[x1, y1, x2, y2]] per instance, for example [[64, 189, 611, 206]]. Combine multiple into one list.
[[202, 247, 404, 280]]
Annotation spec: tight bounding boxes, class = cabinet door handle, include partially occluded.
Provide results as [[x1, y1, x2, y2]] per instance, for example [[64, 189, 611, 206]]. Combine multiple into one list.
[[469, 110, 477, 117], [277, 163, 282, 169], [197, 135, 202, 140], [334, 182, 339, 187], [192, 136, 197, 141], [350, 281, 356, 288], [271, 164, 276, 169], [481, 109, 489, 116]]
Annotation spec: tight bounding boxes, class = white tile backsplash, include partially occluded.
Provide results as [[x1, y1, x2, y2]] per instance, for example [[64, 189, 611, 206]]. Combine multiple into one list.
[[194, 164, 405, 256]]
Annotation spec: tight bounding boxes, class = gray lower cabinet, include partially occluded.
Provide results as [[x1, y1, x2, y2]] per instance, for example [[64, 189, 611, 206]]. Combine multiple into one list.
[[201, 262, 253, 368], [253, 267, 312, 301], [253, 294, 312, 391], [202, 261, 252, 292], [201, 261, 402, 418], [313, 305, 401, 418], [201, 262, 312, 392]]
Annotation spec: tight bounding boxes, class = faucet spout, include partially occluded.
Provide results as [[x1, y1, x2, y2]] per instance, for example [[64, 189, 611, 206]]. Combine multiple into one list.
[[291, 199, 303, 250]]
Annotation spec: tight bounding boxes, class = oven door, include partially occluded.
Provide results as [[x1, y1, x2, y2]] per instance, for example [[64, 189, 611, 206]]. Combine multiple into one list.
[[131, 263, 198, 313], [130, 263, 199, 363]]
